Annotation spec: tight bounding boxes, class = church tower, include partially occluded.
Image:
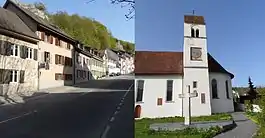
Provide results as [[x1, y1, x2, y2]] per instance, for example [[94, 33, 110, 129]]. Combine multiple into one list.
[[182, 15, 212, 116]]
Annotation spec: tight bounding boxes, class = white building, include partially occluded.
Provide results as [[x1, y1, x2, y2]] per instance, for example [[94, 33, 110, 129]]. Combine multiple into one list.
[[0, 7, 40, 101], [104, 49, 120, 75], [134, 15, 234, 119]]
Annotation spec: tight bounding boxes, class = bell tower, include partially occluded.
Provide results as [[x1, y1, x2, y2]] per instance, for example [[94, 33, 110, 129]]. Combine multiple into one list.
[[182, 13, 212, 116]]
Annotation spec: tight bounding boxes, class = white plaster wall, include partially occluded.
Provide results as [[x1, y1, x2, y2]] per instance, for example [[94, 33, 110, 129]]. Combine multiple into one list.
[[0, 34, 38, 97], [135, 75, 183, 119], [38, 39, 73, 89], [183, 23, 208, 68], [183, 68, 212, 116], [209, 73, 234, 113]]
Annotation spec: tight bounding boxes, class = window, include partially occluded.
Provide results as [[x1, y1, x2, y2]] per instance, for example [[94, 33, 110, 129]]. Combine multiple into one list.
[[11, 44, 19, 57], [55, 73, 64, 80], [212, 79, 218, 99], [225, 80, 230, 99], [136, 80, 144, 102], [83, 57, 86, 65], [196, 29, 199, 37], [191, 28, 195, 37], [44, 52, 50, 63], [64, 74, 72, 80], [28, 47, 33, 59], [166, 80, 173, 101], [201, 93, 205, 104], [193, 81, 197, 88], [44, 33, 48, 42], [66, 43, 71, 50], [10, 70, 18, 83]]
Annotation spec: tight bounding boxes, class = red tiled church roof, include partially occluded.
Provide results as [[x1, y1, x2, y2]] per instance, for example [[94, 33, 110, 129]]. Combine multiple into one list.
[[135, 51, 234, 79]]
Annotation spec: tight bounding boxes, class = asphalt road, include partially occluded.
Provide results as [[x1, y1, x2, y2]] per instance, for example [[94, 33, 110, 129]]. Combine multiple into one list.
[[0, 77, 134, 138]]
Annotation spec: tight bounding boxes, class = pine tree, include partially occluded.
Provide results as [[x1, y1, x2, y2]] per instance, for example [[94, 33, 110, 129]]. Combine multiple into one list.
[[247, 77, 258, 112]]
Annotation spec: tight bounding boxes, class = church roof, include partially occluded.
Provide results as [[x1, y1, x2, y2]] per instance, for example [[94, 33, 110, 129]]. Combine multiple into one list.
[[134, 51, 234, 79], [184, 15, 205, 25]]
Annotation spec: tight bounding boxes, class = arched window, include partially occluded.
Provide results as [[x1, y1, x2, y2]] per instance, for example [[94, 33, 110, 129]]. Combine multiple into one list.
[[191, 28, 195, 37], [196, 29, 199, 37], [225, 80, 230, 99], [212, 79, 218, 99]]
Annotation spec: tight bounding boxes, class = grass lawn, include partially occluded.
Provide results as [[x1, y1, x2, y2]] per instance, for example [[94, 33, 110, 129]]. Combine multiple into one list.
[[135, 113, 232, 138]]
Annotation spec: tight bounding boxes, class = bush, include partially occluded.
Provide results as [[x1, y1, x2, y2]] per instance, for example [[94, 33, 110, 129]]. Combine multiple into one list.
[[245, 100, 253, 113]]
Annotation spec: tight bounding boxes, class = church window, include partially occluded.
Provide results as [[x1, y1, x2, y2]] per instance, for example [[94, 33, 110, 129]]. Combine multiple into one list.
[[166, 80, 173, 101], [196, 29, 199, 37], [193, 81, 197, 88], [201, 93, 205, 104], [136, 80, 144, 102], [191, 28, 195, 37], [212, 79, 218, 99], [225, 80, 230, 99]]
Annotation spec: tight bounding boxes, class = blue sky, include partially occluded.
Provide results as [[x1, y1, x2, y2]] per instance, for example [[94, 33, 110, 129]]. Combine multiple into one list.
[[136, 0, 265, 87], [0, 0, 134, 43]]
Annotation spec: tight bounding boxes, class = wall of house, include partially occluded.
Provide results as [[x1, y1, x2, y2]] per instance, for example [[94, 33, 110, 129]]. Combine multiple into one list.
[[36, 31, 74, 89], [90, 57, 105, 79], [135, 75, 183, 119], [75, 52, 91, 83], [0, 34, 38, 98], [209, 72, 234, 113]]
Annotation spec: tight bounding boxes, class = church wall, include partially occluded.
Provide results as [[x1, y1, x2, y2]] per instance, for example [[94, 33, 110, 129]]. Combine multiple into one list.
[[209, 73, 234, 113], [184, 68, 212, 116], [135, 75, 183, 118]]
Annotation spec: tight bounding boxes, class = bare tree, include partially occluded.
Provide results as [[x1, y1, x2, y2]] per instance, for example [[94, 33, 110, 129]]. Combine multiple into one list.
[[86, 0, 135, 20]]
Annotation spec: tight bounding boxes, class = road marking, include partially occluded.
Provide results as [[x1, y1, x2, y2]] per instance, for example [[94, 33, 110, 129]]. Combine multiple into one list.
[[100, 83, 133, 138], [101, 125, 110, 138], [0, 110, 37, 124], [110, 117, 115, 122]]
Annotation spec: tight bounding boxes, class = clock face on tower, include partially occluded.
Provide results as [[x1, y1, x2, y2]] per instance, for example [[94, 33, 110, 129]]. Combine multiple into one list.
[[191, 47, 202, 61]]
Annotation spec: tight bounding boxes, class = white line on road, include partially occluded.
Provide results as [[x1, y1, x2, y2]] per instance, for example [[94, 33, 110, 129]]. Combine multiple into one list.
[[0, 110, 37, 124], [100, 83, 133, 138], [110, 117, 115, 122]]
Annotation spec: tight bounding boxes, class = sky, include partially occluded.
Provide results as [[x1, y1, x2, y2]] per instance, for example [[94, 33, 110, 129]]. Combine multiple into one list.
[[0, 0, 135, 43], [136, 0, 265, 87]]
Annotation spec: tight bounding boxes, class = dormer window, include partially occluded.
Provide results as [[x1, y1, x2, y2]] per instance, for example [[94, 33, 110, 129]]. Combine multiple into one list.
[[196, 29, 199, 37], [191, 28, 195, 37]]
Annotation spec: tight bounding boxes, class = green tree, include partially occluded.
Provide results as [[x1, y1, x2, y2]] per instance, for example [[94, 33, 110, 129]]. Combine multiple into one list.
[[247, 77, 259, 112]]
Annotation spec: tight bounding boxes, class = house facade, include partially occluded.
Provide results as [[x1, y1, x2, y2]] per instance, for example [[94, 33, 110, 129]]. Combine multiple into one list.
[[0, 7, 40, 100], [104, 49, 120, 75], [134, 15, 234, 119], [4, 0, 77, 89]]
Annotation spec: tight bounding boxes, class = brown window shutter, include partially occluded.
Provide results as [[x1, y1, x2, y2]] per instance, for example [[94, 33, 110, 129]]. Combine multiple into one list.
[[47, 35, 50, 43], [55, 38, 58, 46], [62, 56, 65, 65], [50, 36, 53, 44], [41, 32, 45, 41], [55, 54, 58, 64]]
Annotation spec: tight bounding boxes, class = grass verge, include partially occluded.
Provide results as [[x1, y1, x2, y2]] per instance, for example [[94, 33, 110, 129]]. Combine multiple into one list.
[[135, 113, 232, 138], [245, 112, 264, 138]]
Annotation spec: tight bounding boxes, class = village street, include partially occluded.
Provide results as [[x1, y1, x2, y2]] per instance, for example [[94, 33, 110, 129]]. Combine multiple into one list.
[[0, 75, 134, 138]]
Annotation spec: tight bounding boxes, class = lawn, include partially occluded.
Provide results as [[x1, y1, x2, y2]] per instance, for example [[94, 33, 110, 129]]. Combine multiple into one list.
[[135, 113, 232, 138]]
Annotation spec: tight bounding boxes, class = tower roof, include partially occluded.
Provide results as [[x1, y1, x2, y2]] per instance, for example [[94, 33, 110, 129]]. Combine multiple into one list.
[[184, 15, 205, 25]]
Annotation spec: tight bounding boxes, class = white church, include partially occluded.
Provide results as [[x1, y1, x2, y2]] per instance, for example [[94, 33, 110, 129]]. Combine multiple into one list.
[[134, 15, 234, 119]]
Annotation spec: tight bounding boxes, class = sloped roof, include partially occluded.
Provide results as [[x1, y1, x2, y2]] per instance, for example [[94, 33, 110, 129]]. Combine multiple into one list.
[[106, 49, 119, 61], [3, 0, 75, 42], [135, 51, 234, 78], [0, 7, 39, 40], [184, 15, 205, 25]]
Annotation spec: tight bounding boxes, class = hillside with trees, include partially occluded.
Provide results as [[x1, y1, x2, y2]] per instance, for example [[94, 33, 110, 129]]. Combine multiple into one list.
[[34, 2, 135, 54]]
